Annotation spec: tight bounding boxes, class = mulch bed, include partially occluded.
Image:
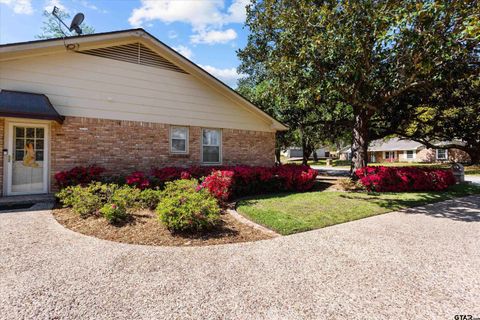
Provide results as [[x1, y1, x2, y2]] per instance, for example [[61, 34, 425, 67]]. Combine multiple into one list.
[[53, 208, 272, 246]]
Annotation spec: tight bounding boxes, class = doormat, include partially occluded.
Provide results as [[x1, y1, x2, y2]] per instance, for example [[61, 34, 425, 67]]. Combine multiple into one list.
[[0, 203, 34, 211]]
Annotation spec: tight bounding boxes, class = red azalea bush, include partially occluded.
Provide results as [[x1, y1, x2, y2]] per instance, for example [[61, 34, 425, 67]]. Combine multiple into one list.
[[355, 166, 455, 192], [54, 165, 105, 188], [125, 171, 150, 189], [55, 164, 318, 201], [198, 165, 318, 201], [200, 170, 235, 202]]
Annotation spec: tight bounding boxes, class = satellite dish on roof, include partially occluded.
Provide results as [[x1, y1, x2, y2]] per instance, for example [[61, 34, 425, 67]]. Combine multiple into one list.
[[69, 13, 84, 35], [51, 6, 85, 36]]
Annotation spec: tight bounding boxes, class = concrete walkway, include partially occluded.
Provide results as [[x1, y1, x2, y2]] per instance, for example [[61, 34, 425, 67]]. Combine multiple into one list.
[[0, 196, 479, 319]]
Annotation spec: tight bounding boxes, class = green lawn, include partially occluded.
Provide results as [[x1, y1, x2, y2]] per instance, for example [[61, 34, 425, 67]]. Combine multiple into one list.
[[236, 184, 480, 235]]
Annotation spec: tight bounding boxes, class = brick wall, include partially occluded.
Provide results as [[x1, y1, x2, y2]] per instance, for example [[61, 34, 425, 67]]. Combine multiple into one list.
[[50, 116, 275, 187]]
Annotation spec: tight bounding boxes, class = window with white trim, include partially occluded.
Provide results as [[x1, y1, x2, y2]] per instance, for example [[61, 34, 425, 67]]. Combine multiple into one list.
[[406, 150, 415, 159], [384, 151, 395, 159], [170, 126, 188, 154], [202, 128, 221, 164], [436, 149, 447, 160]]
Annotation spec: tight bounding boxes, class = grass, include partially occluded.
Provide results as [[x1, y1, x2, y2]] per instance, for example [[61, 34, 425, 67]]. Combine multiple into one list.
[[236, 183, 480, 235]]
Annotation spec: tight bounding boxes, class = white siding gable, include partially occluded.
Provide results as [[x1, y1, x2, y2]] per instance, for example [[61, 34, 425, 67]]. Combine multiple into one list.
[[0, 50, 274, 132]]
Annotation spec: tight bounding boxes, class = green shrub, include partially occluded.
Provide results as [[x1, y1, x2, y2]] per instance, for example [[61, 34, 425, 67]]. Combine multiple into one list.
[[138, 189, 162, 210], [157, 179, 221, 232], [111, 185, 141, 208], [99, 202, 128, 223], [56, 183, 140, 220], [57, 185, 102, 217]]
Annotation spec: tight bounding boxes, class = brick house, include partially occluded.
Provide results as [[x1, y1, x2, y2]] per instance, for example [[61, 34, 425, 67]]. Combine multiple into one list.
[[338, 138, 470, 163], [368, 138, 470, 163], [0, 29, 287, 196]]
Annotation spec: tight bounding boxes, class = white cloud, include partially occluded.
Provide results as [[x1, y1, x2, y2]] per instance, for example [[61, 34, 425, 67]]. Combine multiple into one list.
[[199, 64, 245, 87], [0, 0, 33, 14], [129, 0, 249, 45], [173, 45, 193, 59], [75, 0, 107, 13], [191, 28, 237, 45], [44, 0, 67, 13]]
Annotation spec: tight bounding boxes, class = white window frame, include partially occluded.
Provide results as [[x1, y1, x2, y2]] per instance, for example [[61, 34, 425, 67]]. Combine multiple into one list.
[[384, 151, 395, 159], [170, 126, 189, 154], [406, 150, 415, 160], [436, 149, 448, 160], [201, 128, 222, 164]]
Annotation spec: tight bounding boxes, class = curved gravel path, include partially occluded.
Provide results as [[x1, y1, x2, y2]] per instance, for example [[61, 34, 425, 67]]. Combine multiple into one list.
[[1, 196, 480, 319]]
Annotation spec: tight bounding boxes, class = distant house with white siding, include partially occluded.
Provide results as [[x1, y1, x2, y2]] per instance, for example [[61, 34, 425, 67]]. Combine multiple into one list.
[[282, 147, 330, 159]]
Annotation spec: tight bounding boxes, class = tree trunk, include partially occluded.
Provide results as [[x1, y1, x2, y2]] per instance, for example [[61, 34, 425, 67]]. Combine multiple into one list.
[[312, 150, 318, 162], [301, 134, 313, 166], [467, 147, 480, 164], [275, 147, 282, 165], [351, 108, 370, 171]]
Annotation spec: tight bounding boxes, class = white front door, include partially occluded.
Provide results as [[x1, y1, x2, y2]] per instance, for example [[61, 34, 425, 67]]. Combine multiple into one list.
[[6, 123, 49, 195]]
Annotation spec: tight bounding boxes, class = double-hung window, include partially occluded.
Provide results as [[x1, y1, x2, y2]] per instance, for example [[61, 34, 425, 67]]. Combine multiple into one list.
[[202, 128, 221, 164], [384, 151, 395, 159], [406, 150, 415, 160], [436, 149, 447, 160], [170, 126, 188, 154]]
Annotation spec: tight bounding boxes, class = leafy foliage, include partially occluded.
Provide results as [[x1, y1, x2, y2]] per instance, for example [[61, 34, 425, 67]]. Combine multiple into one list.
[[99, 203, 127, 223], [355, 166, 456, 192], [54, 165, 105, 189], [238, 0, 479, 169], [57, 183, 156, 223], [157, 179, 221, 232]]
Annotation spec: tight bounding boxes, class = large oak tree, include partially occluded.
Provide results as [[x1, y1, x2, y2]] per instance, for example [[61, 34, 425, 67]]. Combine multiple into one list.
[[238, 0, 479, 169]]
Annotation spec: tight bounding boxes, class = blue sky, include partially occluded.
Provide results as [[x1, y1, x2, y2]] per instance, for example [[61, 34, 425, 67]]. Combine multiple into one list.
[[0, 0, 250, 87]]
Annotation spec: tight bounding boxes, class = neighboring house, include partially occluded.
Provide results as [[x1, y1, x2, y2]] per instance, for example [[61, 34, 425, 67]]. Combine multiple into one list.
[[368, 138, 470, 163], [0, 29, 287, 196], [338, 138, 470, 163], [338, 146, 352, 161], [281, 147, 330, 159]]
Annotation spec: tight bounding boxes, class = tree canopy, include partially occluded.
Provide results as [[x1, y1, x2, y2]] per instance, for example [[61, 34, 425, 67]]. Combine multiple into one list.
[[36, 10, 95, 39], [238, 0, 479, 168]]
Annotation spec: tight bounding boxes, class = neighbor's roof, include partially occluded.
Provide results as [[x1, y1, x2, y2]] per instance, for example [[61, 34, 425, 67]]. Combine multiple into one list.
[[0, 90, 64, 123], [0, 28, 287, 131], [368, 138, 424, 152]]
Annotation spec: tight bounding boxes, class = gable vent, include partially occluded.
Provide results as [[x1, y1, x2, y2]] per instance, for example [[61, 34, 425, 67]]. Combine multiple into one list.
[[79, 42, 188, 74]]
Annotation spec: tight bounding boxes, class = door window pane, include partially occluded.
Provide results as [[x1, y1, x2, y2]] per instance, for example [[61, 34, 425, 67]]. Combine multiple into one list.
[[16, 139, 24, 150], [15, 150, 24, 161], [26, 128, 35, 138], [35, 128, 44, 138], [16, 127, 24, 137], [35, 139, 44, 150]]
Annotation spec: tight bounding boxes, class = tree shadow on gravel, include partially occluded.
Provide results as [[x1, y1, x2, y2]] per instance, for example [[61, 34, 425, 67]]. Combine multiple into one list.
[[402, 197, 480, 222]]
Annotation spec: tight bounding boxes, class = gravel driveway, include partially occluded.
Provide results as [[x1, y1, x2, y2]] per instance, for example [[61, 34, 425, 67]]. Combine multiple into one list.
[[1, 196, 479, 319]]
